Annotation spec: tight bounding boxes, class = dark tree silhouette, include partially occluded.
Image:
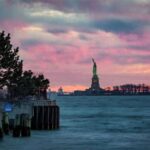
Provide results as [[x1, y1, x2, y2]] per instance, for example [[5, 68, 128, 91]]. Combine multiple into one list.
[[0, 31, 23, 98], [0, 31, 50, 100], [33, 74, 49, 99], [17, 70, 49, 99], [113, 84, 150, 95], [15, 70, 35, 98]]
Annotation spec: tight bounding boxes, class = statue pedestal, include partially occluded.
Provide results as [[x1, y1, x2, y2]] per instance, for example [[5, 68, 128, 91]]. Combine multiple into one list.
[[90, 75, 100, 91], [85, 74, 104, 95]]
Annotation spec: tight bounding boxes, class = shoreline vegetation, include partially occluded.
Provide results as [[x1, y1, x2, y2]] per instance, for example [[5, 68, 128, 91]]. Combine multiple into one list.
[[0, 31, 49, 100], [69, 83, 150, 96]]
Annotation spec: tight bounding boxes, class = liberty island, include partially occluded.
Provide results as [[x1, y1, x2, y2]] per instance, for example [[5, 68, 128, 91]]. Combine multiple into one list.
[[60, 59, 150, 96]]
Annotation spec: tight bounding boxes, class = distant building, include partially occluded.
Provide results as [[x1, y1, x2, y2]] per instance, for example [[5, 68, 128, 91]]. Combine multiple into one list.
[[58, 87, 64, 96], [47, 89, 57, 99]]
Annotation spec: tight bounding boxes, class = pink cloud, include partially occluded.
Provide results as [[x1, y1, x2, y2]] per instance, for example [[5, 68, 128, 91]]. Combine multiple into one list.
[[0, 20, 27, 32], [119, 33, 150, 51]]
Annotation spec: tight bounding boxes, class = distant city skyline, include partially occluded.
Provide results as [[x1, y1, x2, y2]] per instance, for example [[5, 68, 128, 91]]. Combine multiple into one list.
[[0, 0, 150, 92]]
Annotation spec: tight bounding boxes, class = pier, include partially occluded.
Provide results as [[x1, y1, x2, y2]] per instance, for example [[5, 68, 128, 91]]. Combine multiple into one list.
[[0, 99, 60, 138]]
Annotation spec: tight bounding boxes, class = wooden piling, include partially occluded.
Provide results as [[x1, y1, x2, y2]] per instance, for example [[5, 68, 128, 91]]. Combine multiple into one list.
[[20, 114, 31, 137], [13, 114, 21, 137], [48, 106, 52, 130], [44, 106, 48, 130], [47, 106, 50, 130], [38, 106, 42, 130], [0, 129, 3, 139], [53, 106, 60, 129], [51, 106, 54, 129], [2, 112, 9, 135], [0, 114, 3, 139], [35, 106, 38, 130], [31, 107, 35, 130], [42, 106, 44, 130], [56, 106, 60, 129]]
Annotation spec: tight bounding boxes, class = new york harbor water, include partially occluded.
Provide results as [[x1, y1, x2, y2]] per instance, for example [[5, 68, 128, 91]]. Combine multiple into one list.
[[1, 96, 150, 150]]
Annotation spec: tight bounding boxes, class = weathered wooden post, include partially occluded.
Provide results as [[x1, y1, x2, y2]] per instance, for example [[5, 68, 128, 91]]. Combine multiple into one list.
[[47, 105, 59, 130], [38, 106, 42, 130], [13, 114, 21, 137], [2, 112, 9, 135], [44, 106, 49, 130], [48, 106, 52, 130], [55, 106, 60, 129], [52, 106, 60, 129], [47, 106, 50, 130], [51, 106, 54, 129], [33, 106, 37, 130], [35, 106, 38, 130], [31, 107, 35, 130], [0, 112, 3, 139], [20, 114, 31, 137], [42, 106, 44, 130], [53, 106, 57, 129]]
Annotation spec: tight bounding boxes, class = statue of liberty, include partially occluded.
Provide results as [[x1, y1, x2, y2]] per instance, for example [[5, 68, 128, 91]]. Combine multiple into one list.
[[90, 58, 100, 90], [92, 58, 97, 76]]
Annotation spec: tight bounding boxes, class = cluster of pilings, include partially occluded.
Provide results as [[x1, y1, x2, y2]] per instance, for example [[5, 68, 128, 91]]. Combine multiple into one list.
[[13, 114, 31, 137], [31, 105, 59, 130], [0, 112, 31, 139]]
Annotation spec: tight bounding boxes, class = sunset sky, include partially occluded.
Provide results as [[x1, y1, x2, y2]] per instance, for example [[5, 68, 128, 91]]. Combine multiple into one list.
[[0, 0, 150, 92]]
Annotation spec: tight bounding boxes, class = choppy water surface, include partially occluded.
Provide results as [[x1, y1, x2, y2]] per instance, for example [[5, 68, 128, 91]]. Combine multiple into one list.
[[1, 96, 150, 150]]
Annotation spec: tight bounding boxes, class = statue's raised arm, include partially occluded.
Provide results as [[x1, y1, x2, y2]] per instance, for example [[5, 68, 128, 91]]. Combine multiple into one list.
[[92, 58, 97, 76]]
